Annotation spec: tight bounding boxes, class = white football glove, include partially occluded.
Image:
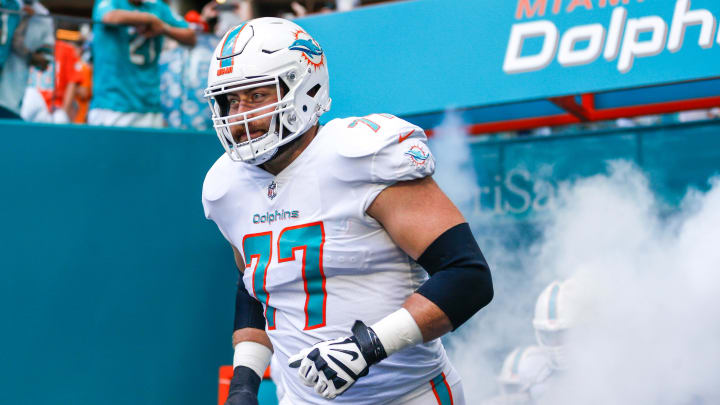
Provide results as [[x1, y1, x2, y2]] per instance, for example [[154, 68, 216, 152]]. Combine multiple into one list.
[[288, 320, 387, 400]]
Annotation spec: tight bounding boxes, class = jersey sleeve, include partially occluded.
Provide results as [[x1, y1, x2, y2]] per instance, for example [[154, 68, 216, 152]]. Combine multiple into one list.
[[201, 155, 234, 243], [334, 114, 435, 183], [93, 0, 117, 21], [157, 2, 189, 28], [331, 114, 435, 212]]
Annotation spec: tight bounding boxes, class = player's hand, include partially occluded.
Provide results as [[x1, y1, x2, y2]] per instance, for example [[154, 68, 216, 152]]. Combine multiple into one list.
[[224, 366, 260, 405], [288, 320, 387, 400]]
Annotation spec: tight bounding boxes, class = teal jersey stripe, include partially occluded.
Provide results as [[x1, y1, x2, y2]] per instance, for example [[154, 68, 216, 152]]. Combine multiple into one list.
[[511, 349, 523, 375], [548, 283, 561, 321], [278, 222, 327, 330], [430, 373, 454, 405], [348, 117, 380, 132]]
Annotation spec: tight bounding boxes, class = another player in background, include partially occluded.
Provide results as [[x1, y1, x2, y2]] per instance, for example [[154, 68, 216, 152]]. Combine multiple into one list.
[[482, 346, 552, 405], [528, 278, 580, 404], [201, 18, 494, 405], [88, 0, 196, 128], [533, 279, 578, 371]]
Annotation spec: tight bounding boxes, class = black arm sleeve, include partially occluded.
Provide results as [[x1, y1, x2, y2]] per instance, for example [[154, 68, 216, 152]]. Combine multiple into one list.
[[415, 222, 494, 330], [234, 275, 267, 331]]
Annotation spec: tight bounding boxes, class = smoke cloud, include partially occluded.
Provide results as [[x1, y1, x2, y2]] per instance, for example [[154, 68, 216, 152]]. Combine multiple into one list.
[[429, 116, 720, 404]]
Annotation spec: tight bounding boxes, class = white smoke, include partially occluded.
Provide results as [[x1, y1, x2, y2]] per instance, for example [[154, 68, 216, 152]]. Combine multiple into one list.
[[429, 121, 720, 404], [429, 113, 543, 402]]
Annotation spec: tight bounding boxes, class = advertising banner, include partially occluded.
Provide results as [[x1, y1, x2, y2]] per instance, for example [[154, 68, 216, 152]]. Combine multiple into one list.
[[301, 0, 720, 120], [466, 120, 720, 221]]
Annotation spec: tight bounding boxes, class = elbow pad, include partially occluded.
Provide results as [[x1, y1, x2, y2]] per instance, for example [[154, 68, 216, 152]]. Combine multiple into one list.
[[415, 223, 493, 330], [234, 275, 267, 331]]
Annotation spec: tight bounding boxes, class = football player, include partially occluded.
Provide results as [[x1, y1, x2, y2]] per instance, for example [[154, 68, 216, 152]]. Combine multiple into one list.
[[202, 18, 494, 405], [533, 279, 578, 371], [481, 346, 552, 405], [88, 0, 195, 128]]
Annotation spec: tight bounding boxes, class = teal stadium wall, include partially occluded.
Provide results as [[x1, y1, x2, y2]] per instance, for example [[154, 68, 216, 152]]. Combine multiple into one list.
[[0, 121, 279, 404], [1, 119, 720, 404]]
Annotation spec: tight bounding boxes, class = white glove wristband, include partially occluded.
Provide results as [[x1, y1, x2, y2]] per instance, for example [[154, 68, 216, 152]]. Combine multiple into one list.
[[233, 341, 273, 380], [370, 308, 423, 357]]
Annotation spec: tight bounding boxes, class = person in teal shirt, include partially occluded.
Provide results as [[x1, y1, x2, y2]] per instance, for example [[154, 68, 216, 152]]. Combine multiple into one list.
[[0, 0, 22, 67], [88, 0, 196, 128]]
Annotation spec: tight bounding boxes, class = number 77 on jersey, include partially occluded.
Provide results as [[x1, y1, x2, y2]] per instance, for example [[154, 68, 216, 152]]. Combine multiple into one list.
[[242, 222, 327, 331]]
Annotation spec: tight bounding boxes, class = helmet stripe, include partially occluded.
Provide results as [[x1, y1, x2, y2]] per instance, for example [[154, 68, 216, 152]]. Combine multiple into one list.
[[511, 349, 523, 375], [548, 283, 560, 321], [219, 23, 247, 68]]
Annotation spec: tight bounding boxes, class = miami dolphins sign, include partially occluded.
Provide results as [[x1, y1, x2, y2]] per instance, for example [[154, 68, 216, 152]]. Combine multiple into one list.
[[504, 0, 720, 74]]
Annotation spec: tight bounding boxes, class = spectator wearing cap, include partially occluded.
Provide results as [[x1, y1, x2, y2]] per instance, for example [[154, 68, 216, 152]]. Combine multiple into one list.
[[88, 0, 196, 128]]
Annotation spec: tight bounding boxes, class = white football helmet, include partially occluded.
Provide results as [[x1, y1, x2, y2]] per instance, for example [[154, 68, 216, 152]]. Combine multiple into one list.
[[497, 346, 551, 405], [204, 17, 331, 165], [497, 347, 532, 405], [532, 279, 578, 370]]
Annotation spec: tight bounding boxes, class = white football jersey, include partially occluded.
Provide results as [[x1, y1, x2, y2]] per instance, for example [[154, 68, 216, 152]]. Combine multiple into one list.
[[202, 114, 454, 404]]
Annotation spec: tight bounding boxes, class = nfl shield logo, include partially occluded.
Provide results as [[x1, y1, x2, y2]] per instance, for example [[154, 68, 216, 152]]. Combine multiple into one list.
[[267, 181, 277, 200]]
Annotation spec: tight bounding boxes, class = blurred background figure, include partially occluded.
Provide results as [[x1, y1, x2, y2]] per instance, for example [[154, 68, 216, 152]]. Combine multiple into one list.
[[24, 30, 83, 123], [87, 0, 196, 128], [479, 278, 580, 405], [335, 0, 359, 11], [70, 30, 93, 124], [533, 279, 578, 371], [482, 346, 551, 405], [0, 0, 23, 118], [0, 0, 53, 117], [205, 0, 252, 38], [288, 0, 335, 17], [0, 0, 22, 71], [158, 1, 237, 131], [528, 278, 581, 404]]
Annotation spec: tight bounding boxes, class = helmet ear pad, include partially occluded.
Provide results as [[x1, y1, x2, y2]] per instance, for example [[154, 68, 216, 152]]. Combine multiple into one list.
[[280, 69, 328, 133]]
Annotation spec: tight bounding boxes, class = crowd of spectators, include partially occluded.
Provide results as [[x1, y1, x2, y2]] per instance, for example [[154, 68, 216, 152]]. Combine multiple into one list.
[[0, 0, 361, 130]]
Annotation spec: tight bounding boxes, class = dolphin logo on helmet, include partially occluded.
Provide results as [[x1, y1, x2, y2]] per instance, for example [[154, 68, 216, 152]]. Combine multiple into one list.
[[289, 39, 324, 57]]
